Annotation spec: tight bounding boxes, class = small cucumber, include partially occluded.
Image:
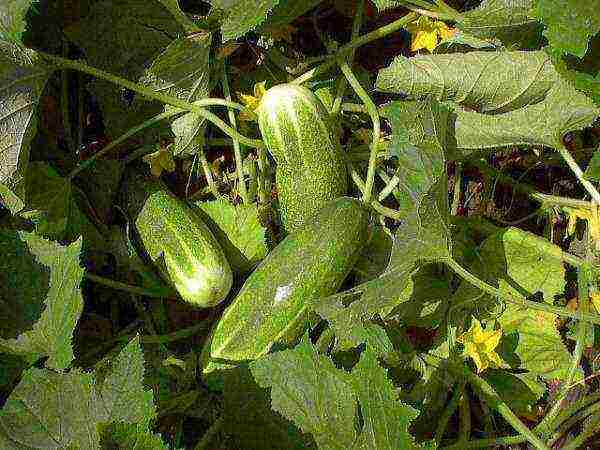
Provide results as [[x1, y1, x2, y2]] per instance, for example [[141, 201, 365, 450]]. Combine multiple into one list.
[[210, 197, 370, 362], [124, 173, 233, 307], [257, 83, 348, 232]]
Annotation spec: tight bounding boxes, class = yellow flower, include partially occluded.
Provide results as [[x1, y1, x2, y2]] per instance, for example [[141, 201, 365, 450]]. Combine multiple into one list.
[[457, 317, 505, 373], [143, 147, 175, 178], [591, 292, 600, 314], [406, 16, 456, 52], [237, 81, 267, 121]]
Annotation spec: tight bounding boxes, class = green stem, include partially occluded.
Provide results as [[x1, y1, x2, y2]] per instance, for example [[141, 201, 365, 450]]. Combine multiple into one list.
[[471, 159, 596, 210], [69, 109, 182, 179], [198, 145, 220, 198], [556, 145, 600, 203], [61, 39, 75, 153], [458, 386, 471, 444], [222, 65, 249, 203], [292, 13, 417, 85], [537, 265, 590, 435], [339, 61, 380, 205], [440, 435, 526, 449], [561, 420, 600, 450], [42, 53, 262, 148], [194, 417, 224, 450], [435, 383, 463, 446], [445, 257, 600, 325], [465, 369, 551, 450], [257, 146, 270, 205], [131, 321, 212, 344], [348, 163, 403, 220], [85, 273, 173, 298], [161, 1, 200, 34]]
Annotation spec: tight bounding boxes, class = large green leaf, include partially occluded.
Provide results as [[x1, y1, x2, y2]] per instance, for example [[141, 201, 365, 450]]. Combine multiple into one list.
[[0, 232, 84, 370], [451, 227, 578, 381], [196, 198, 267, 275], [142, 33, 212, 156], [251, 340, 423, 450], [534, 0, 600, 57], [65, 0, 182, 138], [376, 51, 559, 113], [0, 42, 51, 213], [251, 338, 357, 450], [456, 0, 542, 48], [0, 336, 156, 449], [453, 84, 599, 151], [219, 0, 281, 41], [349, 349, 420, 450]]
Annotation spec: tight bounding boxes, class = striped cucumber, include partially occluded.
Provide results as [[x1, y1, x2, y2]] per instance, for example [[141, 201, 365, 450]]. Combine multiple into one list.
[[257, 83, 348, 232], [209, 197, 370, 362], [124, 173, 233, 307]]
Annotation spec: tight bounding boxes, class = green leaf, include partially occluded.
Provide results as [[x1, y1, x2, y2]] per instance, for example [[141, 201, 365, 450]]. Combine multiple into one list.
[[222, 366, 316, 450], [499, 305, 581, 380], [142, 33, 212, 156], [377, 51, 559, 114], [96, 336, 156, 427], [251, 340, 423, 450], [0, 336, 156, 449], [0, 232, 84, 370], [263, 0, 322, 26], [348, 349, 420, 450], [353, 226, 392, 284], [483, 369, 543, 416], [65, 0, 182, 138], [250, 338, 357, 450], [0, 43, 51, 213], [585, 145, 600, 182], [452, 227, 577, 381], [453, 87, 598, 151], [74, 159, 124, 224], [196, 198, 268, 274], [0, 368, 104, 449], [220, 0, 281, 41], [100, 422, 168, 450], [21, 162, 104, 245], [371, 0, 404, 11], [457, 0, 542, 48], [534, 0, 600, 57], [0, 0, 37, 42]]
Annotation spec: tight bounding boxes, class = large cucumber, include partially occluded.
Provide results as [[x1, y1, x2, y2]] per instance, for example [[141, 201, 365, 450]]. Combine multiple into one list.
[[257, 83, 348, 232], [210, 197, 370, 362], [124, 173, 233, 307]]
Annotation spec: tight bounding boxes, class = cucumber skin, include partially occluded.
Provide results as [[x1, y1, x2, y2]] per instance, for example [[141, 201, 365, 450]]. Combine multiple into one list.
[[257, 84, 348, 232], [128, 177, 233, 307], [210, 197, 370, 362]]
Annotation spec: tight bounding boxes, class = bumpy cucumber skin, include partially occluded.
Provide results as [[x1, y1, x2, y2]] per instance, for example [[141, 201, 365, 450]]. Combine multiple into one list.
[[257, 84, 348, 232], [210, 197, 370, 362], [133, 185, 233, 307]]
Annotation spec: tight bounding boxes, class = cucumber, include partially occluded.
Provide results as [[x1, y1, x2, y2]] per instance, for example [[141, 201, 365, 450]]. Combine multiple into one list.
[[124, 173, 233, 307], [257, 83, 348, 232], [209, 197, 370, 362]]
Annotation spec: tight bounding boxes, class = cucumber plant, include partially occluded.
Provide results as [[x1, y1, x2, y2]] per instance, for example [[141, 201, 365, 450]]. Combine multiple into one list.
[[2, 0, 600, 449]]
